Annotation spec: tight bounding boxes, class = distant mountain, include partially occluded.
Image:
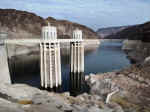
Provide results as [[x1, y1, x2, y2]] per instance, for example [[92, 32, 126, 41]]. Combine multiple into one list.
[[96, 26, 130, 39], [0, 9, 98, 39], [106, 21, 150, 41]]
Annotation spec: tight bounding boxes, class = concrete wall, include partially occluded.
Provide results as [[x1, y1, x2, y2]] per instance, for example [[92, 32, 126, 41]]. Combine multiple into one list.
[[0, 44, 11, 84]]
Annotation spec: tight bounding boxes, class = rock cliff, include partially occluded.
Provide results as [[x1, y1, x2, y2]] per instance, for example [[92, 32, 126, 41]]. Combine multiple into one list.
[[97, 26, 130, 39], [0, 9, 98, 39], [107, 21, 150, 41], [0, 9, 45, 39], [46, 17, 98, 39]]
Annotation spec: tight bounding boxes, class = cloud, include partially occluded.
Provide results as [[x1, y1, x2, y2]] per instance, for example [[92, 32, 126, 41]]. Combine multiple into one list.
[[0, 0, 150, 30]]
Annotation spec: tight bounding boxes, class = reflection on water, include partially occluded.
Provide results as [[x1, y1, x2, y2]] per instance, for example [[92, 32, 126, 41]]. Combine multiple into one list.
[[11, 41, 130, 91]]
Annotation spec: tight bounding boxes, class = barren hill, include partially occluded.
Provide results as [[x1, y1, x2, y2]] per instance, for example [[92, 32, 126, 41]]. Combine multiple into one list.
[[0, 9, 98, 39]]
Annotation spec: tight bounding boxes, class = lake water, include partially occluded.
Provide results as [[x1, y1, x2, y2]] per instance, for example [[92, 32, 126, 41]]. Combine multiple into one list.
[[12, 41, 131, 91], [61, 41, 130, 91]]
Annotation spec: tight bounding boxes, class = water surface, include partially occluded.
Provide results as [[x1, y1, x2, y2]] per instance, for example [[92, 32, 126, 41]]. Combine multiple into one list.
[[62, 41, 130, 91]]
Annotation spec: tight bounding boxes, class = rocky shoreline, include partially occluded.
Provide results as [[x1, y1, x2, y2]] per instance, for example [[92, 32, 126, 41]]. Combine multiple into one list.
[[1, 60, 150, 112]]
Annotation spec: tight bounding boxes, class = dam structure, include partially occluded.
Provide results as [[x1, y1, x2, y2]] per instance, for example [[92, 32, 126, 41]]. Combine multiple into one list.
[[0, 32, 11, 84], [40, 25, 62, 89], [70, 29, 84, 94], [0, 23, 87, 92]]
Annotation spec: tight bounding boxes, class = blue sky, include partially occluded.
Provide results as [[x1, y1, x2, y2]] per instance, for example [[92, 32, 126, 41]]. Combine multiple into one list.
[[0, 0, 150, 30]]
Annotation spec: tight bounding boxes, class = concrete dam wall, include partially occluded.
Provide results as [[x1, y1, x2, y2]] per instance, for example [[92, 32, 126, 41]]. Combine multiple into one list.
[[0, 45, 11, 84]]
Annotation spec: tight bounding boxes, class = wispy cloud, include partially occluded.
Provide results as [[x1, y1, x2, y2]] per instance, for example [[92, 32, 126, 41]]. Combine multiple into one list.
[[0, 0, 150, 30]]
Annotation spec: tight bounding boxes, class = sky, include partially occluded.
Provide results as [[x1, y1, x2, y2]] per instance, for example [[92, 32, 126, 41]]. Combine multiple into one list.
[[0, 0, 150, 30]]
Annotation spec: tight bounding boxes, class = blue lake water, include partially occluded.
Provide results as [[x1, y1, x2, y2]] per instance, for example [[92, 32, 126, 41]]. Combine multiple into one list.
[[61, 41, 130, 91]]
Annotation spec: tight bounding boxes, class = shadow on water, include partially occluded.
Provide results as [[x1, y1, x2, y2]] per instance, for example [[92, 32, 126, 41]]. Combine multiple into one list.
[[8, 41, 131, 93], [9, 54, 41, 88]]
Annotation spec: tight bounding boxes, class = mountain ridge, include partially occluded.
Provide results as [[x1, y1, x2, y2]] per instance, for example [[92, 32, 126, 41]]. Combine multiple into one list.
[[96, 25, 131, 39], [106, 21, 150, 41], [0, 9, 99, 39]]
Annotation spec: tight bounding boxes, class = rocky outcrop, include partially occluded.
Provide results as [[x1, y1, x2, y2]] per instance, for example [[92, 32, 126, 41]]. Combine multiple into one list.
[[0, 9, 98, 39], [0, 84, 73, 112], [86, 70, 150, 112], [0, 83, 116, 112], [86, 73, 119, 100]]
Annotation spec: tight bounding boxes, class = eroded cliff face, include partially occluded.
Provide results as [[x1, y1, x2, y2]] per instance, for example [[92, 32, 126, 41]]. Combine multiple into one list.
[[0, 9, 46, 39], [106, 21, 150, 41], [46, 17, 98, 39], [0, 9, 99, 39], [97, 25, 130, 39]]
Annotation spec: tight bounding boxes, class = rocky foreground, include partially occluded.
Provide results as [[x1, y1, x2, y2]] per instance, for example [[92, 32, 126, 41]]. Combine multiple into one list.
[[1, 59, 150, 112], [0, 83, 114, 112], [86, 64, 150, 112]]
